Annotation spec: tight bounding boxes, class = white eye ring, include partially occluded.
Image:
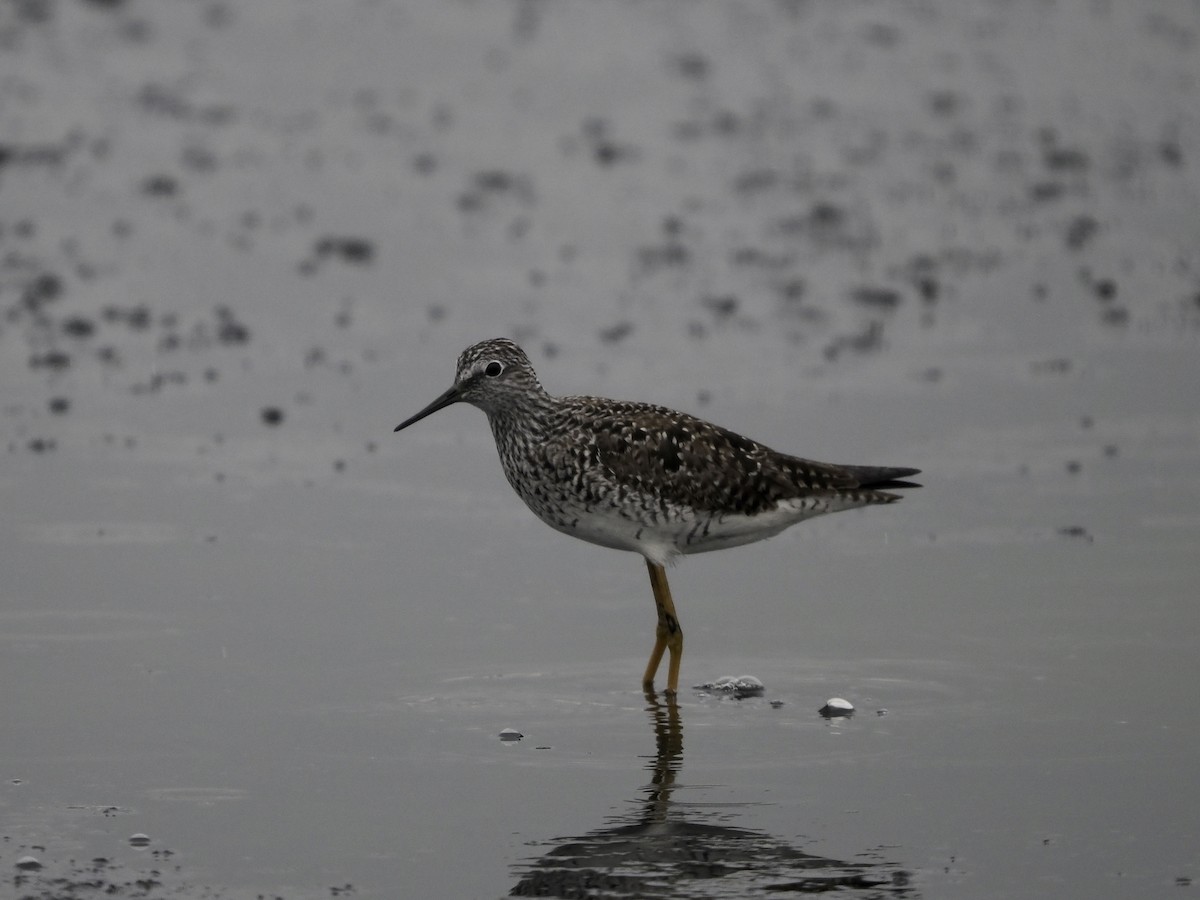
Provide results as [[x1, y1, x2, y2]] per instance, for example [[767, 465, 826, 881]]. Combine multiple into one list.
[[484, 360, 504, 377]]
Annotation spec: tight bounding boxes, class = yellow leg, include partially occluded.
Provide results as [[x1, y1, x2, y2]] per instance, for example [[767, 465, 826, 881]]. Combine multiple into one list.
[[641, 560, 683, 695]]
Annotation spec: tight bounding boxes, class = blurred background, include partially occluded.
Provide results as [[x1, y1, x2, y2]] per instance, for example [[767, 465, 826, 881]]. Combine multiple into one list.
[[2, 2, 1198, 898]]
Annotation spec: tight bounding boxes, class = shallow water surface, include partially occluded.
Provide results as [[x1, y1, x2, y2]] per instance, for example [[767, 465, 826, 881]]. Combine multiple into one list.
[[3, 1, 1199, 898]]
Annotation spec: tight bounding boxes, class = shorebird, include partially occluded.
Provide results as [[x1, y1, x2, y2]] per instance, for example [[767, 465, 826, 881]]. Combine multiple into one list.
[[394, 338, 920, 694]]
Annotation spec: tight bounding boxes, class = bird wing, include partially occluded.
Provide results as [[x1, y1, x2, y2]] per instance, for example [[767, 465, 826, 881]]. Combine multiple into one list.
[[557, 398, 862, 516]]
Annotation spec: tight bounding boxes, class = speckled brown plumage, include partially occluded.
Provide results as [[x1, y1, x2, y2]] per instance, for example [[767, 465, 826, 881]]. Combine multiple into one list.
[[394, 337, 921, 694]]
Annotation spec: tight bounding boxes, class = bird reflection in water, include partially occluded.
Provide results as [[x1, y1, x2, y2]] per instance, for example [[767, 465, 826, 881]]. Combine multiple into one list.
[[509, 691, 916, 897]]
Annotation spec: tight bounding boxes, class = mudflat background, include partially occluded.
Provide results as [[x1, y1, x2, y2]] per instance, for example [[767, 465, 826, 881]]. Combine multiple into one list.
[[2, 2, 1198, 898]]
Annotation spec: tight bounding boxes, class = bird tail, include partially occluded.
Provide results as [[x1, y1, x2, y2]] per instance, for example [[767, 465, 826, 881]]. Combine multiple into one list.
[[842, 465, 922, 490]]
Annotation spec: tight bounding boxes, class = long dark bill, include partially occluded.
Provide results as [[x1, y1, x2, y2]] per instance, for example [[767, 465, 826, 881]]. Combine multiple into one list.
[[394, 384, 463, 432]]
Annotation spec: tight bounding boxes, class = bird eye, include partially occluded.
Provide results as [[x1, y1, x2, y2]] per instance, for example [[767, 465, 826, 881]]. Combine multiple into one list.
[[484, 361, 504, 377]]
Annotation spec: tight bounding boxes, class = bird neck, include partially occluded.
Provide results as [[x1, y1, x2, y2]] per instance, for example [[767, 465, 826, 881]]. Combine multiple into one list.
[[484, 389, 559, 458]]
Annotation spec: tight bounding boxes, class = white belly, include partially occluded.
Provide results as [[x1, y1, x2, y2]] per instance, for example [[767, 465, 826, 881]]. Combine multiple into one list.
[[525, 493, 843, 568]]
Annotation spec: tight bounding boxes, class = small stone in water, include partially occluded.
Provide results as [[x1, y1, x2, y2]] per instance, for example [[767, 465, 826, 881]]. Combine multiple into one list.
[[498, 727, 523, 742], [15, 855, 43, 870], [695, 674, 765, 695], [819, 697, 855, 718], [129, 833, 151, 848]]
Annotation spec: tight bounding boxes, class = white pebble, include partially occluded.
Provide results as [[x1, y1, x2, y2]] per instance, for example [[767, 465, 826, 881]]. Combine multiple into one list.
[[819, 697, 855, 717]]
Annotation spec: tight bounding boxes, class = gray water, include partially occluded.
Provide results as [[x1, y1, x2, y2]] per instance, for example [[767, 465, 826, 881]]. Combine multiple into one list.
[[2, 2, 1198, 897]]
